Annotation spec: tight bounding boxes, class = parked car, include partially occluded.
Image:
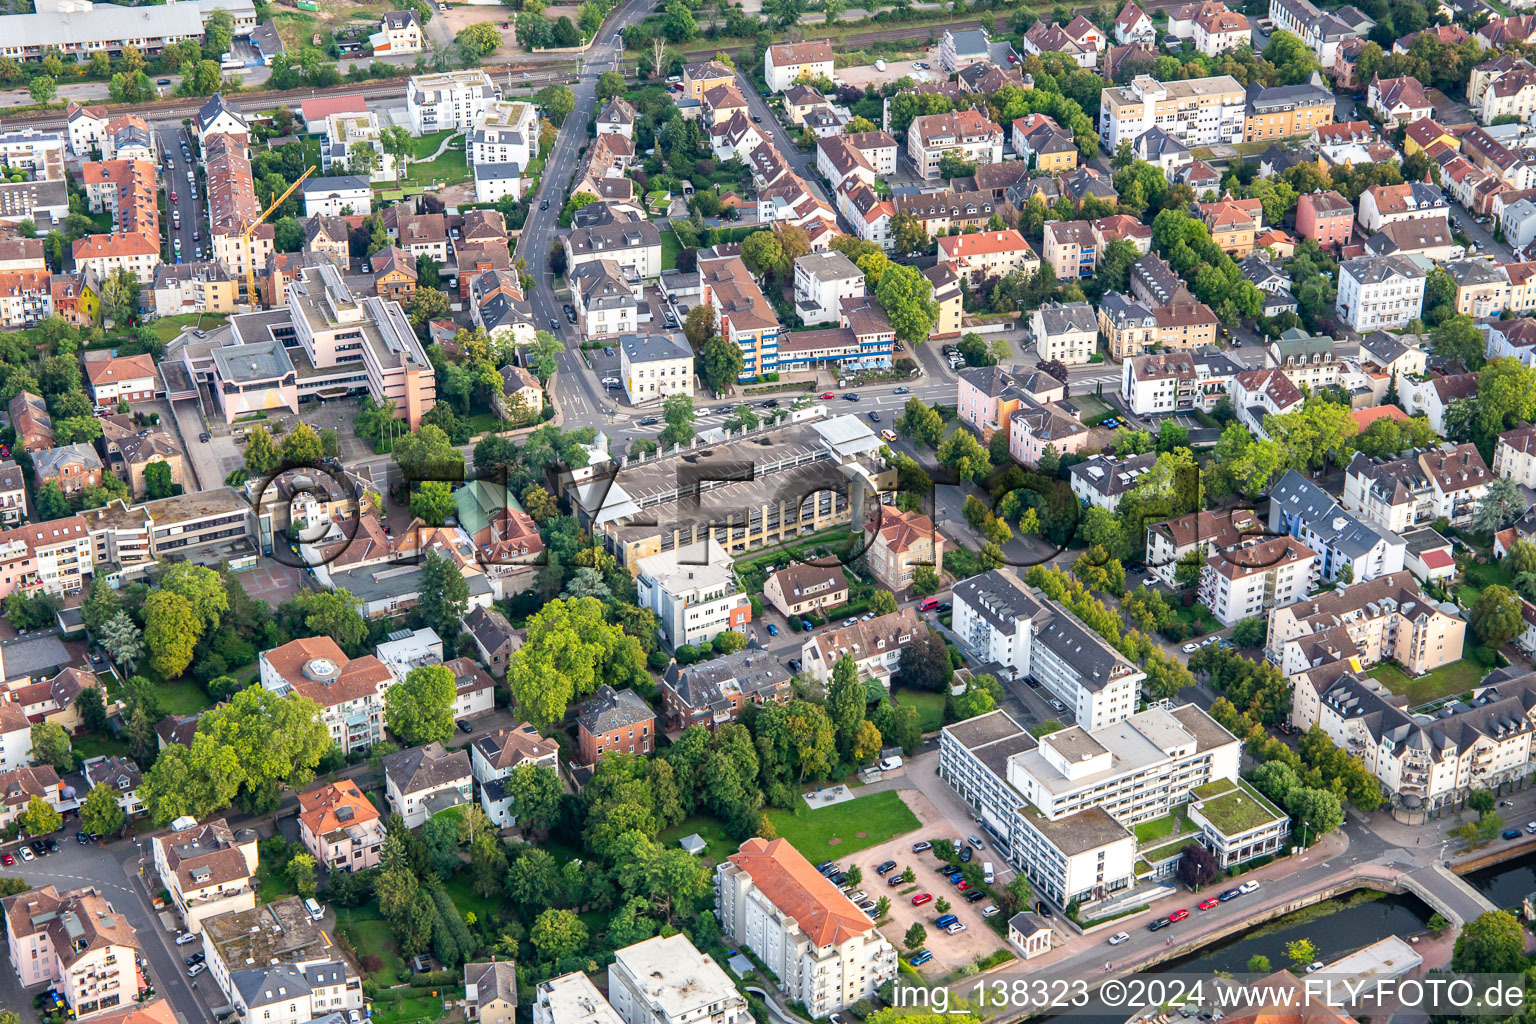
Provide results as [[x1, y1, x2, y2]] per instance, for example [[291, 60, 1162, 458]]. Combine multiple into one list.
[[888, 873, 906, 886], [1035, 901, 1053, 918], [0, 853, 11, 866], [1238, 880, 1260, 894], [965, 890, 987, 903], [869, 411, 881, 422], [912, 893, 933, 906], [787, 658, 801, 672], [800, 619, 813, 631], [187, 963, 207, 978], [457, 720, 473, 734], [1306, 961, 1325, 974], [1182, 643, 1199, 653], [911, 840, 932, 853], [185, 953, 205, 966], [1108, 931, 1130, 945], [1048, 699, 1066, 712], [875, 860, 898, 874], [816, 861, 836, 874], [1503, 829, 1522, 840], [918, 597, 939, 611], [849, 890, 867, 902], [1199, 897, 1219, 910], [946, 922, 967, 934], [935, 914, 958, 929], [1148, 917, 1171, 931], [966, 835, 984, 849], [857, 899, 876, 912], [1168, 909, 1189, 922], [959, 845, 972, 863], [909, 949, 933, 966], [844, 393, 860, 401], [881, 429, 897, 441], [819, 392, 835, 399], [766, 623, 778, 636], [17, 846, 33, 861], [1218, 888, 1240, 902], [830, 871, 847, 885], [175, 932, 197, 945]]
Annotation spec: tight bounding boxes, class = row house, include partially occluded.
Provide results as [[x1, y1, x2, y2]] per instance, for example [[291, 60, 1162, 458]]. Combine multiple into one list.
[[1357, 181, 1448, 233], [1243, 75, 1333, 142], [1196, 3, 1252, 54], [1470, 55, 1536, 111], [1099, 293, 1221, 360], [1021, 16, 1104, 68]]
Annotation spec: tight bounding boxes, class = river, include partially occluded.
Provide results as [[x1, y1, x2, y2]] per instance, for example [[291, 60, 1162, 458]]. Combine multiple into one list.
[[1030, 892, 1435, 1024], [1464, 850, 1536, 909]]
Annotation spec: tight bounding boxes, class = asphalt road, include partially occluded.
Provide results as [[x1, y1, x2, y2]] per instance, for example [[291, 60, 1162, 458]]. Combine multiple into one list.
[[735, 71, 829, 203], [157, 126, 208, 268]]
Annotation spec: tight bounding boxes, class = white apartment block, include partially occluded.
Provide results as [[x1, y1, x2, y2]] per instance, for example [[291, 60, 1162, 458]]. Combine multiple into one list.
[[636, 538, 752, 647], [1342, 444, 1491, 532], [1145, 508, 1260, 588], [536, 973, 626, 1024], [3, 884, 141, 1020], [609, 935, 751, 1024], [1495, 425, 1536, 488], [320, 112, 395, 183], [716, 838, 897, 1016], [950, 570, 1144, 730], [1196, 535, 1321, 627], [793, 250, 865, 326], [1336, 255, 1427, 333], [1099, 75, 1247, 149], [1269, 469, 1408, 583], [406, 70, 498, 134], [470, 100, 540, 171], [765, 39, 836, 92]]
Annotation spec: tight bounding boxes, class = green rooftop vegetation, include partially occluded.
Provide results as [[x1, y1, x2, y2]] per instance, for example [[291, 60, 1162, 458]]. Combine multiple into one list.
[[1192, 778, 1286, 835]]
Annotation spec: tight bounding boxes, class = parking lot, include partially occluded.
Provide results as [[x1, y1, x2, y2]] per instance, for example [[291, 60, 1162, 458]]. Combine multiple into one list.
[[825, 822, 1011, 976]]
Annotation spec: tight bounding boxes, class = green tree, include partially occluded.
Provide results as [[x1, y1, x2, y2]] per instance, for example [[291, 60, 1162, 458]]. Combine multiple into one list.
[[530, 908, 589, 962], [78, 782, 125, 837], [507, 597, 646, 730], [827, 655, 866, 757], [1248, 954, 1272, 973], [903, 922, 927, 950], [144, 460, 175, 499], [938, 429, 990, 482], [657, 393, 695, 448], [868, 590, 898, 616], [699, 335, 743, 392], [143, 590, 201, 677], [410, 480, 456, 526], [244, 424, 279, 476], [597, 70, 625, 101], [292, 590, 367, 651], [385, 664, 458, 745], [1453, 911, 1527, 975], [684, 304, 717, 348], [912, 565, 940, 596], [1475, 476, 1528, 534], [504, 762, 562, 836], [1470, 585, 1523, 650], [418, 551, 470, 639], [160, 563, 229, 632], [29, 722, 71, 772], [455, 22, 502, 61], [534, 83, 577, 125], [288, 852, 319, 898], [875, 264, 939, 345], [280, 422, 325, 465], [28, 75, 57, 104], [1285, 938, 1318, 972], [898, 397, 944, 447], [19, 795, 61, 835]]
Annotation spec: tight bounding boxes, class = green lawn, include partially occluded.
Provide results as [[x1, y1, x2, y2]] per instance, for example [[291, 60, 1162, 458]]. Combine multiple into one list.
[[893, 688, 946, 733], [335, 904, 407, 984], [371, 993, 442, 1024], [660, 229, 683, 271], [1456, 558, 1515, 609], [71, 733, 131, 763], [157, 679, 216, 717], [1132, 807, 1190, 844], [403, 148, 468, 187], [1367, 659, 1487, 707], [254, 859, 297, 906], [409, 130, 460, 158], [661, 790, 922, 865], [151, 312, 229, 344]]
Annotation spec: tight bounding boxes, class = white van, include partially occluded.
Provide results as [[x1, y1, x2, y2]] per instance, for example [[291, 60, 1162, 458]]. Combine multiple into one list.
[[879, 755, 903, 771], [983, 862, 995, 884], [304, 898, 324, 921]]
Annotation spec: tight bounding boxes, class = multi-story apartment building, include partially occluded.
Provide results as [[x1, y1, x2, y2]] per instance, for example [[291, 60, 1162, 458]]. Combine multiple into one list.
[[619, 332, 692, 406], [1302, 671, 1534, 816], [206, 133, 273, 301], [297, 779, 386, 874], [1197, 535, 1320, 627], [682, 59, 734, 100], [200, 897, 363, 1024], [699, 253, 781, 380], [765, 39, 835, 92], [1269, 470, 1407, 583], [406, 70, 497, 133], [319, 111, 394, 182], [1295, 189, 1355, 249], [1118, 347, 1239, 416], [383, 741, 472, 828], [150, 818, 258, 932], [259, 636, 392, 754], [908, 109, 1004, 180], [3, 884, 142, 1019], [716, 840, 896, 1016], [862, 506, 942, 591], [1030, 300, 1098, 364], [0, 515, 93, 600], [793, 251, 865, 326], [1269, 0, 1373, 65], [1495, 424, 1536, 488], [956, 364, 1067, 441], [1243, 75, 1335, 142], [636, 537, 752, 648], [661, 648, 792, 731], [1357, 181, 1448, 234], [1145, 507, 1260, 587], [1195, 3, 1252, 54], [1343, 444, 1491, 532], [951, 570, 1144, 729], [609, 934, 751, 1024], [1069, 452, 1157, 513], [536, 971, 624, 1024], [470, 723, 559, 827], [799, 607, 922, 686], [1271, 570, 1466, 684], [1337, 255, 1426, 333], [1041, 220, 1097, 279], [1099, 75, 1246, 149], [73, 158, 160, 284], [571, 260, 639, 341], [1099, 294, 1221, 360], [469, 100, 540, 171], [565, 205, 662, 281]]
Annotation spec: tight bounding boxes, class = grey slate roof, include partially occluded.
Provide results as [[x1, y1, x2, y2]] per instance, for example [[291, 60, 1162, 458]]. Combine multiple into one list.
[[302, 175, 370, 195], [662, 646, 790, 716], [1032, 603, 1137, 693], [1035, 300, 1096, 337], [1268, 469, 1400, 560], [382, 741, 471, 795], [33, 443, 102, 478], [578, 684, 655, 734], [951, 570, 1042, 634], [1070, 452, 1158, 499], [619, 332, 691, 365]]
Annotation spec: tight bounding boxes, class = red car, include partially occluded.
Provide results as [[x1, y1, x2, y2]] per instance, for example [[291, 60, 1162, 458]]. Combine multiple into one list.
[[1167, 909, 1190, 922], [1, 853, 11, 866], [1198, 897, 1219, 910], [819, 392, 835, 399], [911, 893, 933, 906], [956, 881, 971, 891]]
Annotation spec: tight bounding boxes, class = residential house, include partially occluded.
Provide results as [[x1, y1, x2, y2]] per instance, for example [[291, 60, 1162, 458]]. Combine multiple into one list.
[[383, 742, 472, 828], [1268, 469, 1408, 582], [661, 647, 792, 731], [763, 564, 849, 620], [577, 684, 656, 765], [297, 779, 386, 874], [799, 608, 924, 686], [149, 818, 258, 933], [470, 723, 558, 828], [862, 506, 942, 591]]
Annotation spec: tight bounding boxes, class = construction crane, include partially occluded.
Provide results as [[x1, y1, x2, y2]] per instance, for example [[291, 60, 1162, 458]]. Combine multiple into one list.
[[242, 164, 317, 309]]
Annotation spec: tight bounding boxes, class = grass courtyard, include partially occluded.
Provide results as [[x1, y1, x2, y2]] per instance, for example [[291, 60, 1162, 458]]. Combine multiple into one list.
[[1367, 659, 1487, 707], [660, 229, 683, 271], [660, 790, 921, 864], [892, 688, 946, 733]]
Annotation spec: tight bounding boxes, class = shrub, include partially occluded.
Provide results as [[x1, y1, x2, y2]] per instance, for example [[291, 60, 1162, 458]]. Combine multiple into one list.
[[675, 644, 699, 665]]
